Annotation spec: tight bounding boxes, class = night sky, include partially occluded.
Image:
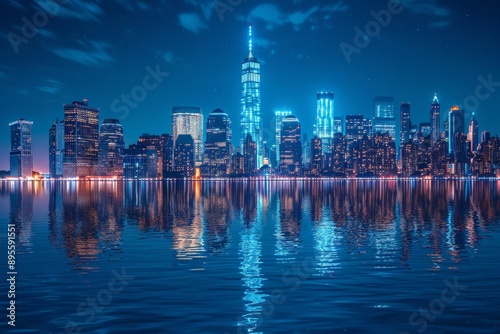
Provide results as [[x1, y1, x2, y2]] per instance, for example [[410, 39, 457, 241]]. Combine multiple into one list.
[[1, 0, 499, 172]]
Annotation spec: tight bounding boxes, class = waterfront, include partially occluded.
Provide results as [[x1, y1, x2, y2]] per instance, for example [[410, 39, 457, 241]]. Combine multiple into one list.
[[1, 180, 499, 333]]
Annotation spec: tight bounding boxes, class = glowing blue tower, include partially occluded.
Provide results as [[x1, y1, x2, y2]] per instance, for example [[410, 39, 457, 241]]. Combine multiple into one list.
[[240, 26, 263, 167]]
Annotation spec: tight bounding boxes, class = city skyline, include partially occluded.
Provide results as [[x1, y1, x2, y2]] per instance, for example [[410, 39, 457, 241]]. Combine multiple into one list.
[[1, 1, 500, 172]]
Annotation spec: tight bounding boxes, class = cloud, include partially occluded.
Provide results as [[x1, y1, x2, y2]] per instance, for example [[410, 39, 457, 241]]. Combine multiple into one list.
[[49, 40, 114, 66], [38, 79, 64, 94], [185, 0, 214, 20], [248, 3, 345, 30], [400, 0, 451, 17], [179, 13, 208, 33], [8, 0, 25, 10], [33, 0, 104, 22], [38, 29, 55, 39]]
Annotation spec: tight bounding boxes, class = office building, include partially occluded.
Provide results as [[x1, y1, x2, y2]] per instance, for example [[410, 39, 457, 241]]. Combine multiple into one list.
[[467, 113, 479, 153], [275, 110, 292, 164], [63, 99, 99, 177], [400, 102, 411, 146], [448, 106, 465, 155], [10, 118, 33, 177], [315, 92, 335, 152], [174, 134, 195, 177], [97, 119, 124, 176], [49, 119, 64, 178], [430, 93, 440, 142], [279, 115, 302, 176], [240, 26, 263, 167], [204, 108, 232, 176], [172, 106, 203, 166], [373, 96, 395, 139]]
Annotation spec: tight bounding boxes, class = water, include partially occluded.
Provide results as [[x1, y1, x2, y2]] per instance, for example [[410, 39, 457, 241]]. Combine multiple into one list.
[[1, 180, 499, 334]]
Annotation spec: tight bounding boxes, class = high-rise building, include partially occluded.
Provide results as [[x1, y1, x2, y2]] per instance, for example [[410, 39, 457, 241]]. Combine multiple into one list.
[[49, 118, 64, 178], [467, 112, 479, 153], [430, 93, 440, 142], [331, 133, 346, 174], [240, 26, 262, 167], [302, 133, 310, 169], [345, 115, 371, 143], [63, 99, 99, 177], [137, 133, 162, 177], [244, 133, 257, 175], [419, 122, 432, 138], [334, 116, 343, 134], [161, 134, 174, 176], [315, 92, 335, 152], [97, 119, 124, 176], [172, 106, 203, 166], [373, 96, 395, 139], [279, 115, 302, 176], [9, 119, 33, 177], [174, 134, 195, 177], [310, 137, 322, 176], [275, 110, 292, 164], [204, 108, 232, 176], [400, 102, 411, 146], [448, 106, 465, 155], [123, 145, 147, 179]]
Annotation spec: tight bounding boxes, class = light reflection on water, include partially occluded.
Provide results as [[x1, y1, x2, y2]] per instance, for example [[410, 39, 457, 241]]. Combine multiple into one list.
[[0, 179, 499, 333]]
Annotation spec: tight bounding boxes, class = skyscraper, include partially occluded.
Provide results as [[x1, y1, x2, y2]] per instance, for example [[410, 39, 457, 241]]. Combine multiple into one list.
[[400, 102, 411, 146], [315, 92, 335, 152], [97, 119, 124, 176], [448, 106, 465, 155], [373, 96, 395, 139], [174, 134, 195, 177], [467, 112, 479, 153], [161, 134, 174, 176], [430, 93, 440, 142], [49, 118, 64, 178], [63, 99, 99, 177], [279, 115, 302, 176], [345, 115, 371, 143], [244, 133, 257, 175], [310, 137, 322, 176], [240, 26, 262, 167], [10, 119, 33, 177], [204, 108, 232, 176], [172, 106, 203, 166], [334, 116, 343, 134], [275, 110, 292, 165]]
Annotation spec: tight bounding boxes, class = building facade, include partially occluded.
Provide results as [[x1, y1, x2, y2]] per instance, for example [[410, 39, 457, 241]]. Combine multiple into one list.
[[10, 119, 33, 177], [373, 96, 395, 139], [240, 26, 263, 167], [63, 99, 99, 177], [49, 119, 64, 178], [279, 115, 302, 176], [97, 119, 124, 176], [204, 108, 232, 176], [172, 106, 203, 167], [315, 92, 335, 153], [430, 94, 440, 142]]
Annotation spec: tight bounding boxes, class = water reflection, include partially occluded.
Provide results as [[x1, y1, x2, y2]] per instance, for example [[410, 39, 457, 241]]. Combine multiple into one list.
[[1, 179, 499, 330]]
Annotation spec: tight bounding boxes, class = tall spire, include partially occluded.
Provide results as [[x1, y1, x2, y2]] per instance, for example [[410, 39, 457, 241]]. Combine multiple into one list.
[[433, 93, 439, 103], [248, 25, 253, 58]]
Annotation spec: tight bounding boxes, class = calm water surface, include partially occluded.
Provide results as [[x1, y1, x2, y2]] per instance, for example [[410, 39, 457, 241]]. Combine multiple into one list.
[[1, 180, 499, 334]]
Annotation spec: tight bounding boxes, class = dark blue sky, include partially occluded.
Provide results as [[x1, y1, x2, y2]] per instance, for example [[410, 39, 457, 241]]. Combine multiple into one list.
[[1, 0, 499, 172]]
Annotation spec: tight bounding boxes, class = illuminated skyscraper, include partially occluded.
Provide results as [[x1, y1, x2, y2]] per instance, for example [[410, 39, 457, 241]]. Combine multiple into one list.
[[467, 112, 479, 153], [430, 93, 440, 142], [63, 99, 99, 177], [315, 92, 335, 152], [97, 119, 124, 176], [279, 115, 302, 176], [10, 119, 33, 177], [400, 102, 411, 146], [275, 110, 292, 164], [172, 106, 203, 166], [334, 116, 343, 134], [448, 106, 464, 155], [49, 118, 64, 178], [174, 134, 195, 177], [204, 108, 232, 176], [240, 26, 262, 167], [373, 96, 395, 139]]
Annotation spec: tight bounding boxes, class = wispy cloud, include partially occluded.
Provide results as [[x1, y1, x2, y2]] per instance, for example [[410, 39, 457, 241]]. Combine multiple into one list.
[[162, 51, 175, 64], [8, 0, 25, 10], [38, 79, 64, 94], [248, 2, 347, 30], [179, 13, 208, 34], [400, 0, 451, 17], [33, 0, 104, 22], [48, 40, 114, 66], [185, 0, 214, 20]]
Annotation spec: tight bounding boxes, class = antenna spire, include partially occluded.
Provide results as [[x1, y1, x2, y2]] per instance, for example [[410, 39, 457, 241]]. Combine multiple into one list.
[[248, 25, 253, 58]]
